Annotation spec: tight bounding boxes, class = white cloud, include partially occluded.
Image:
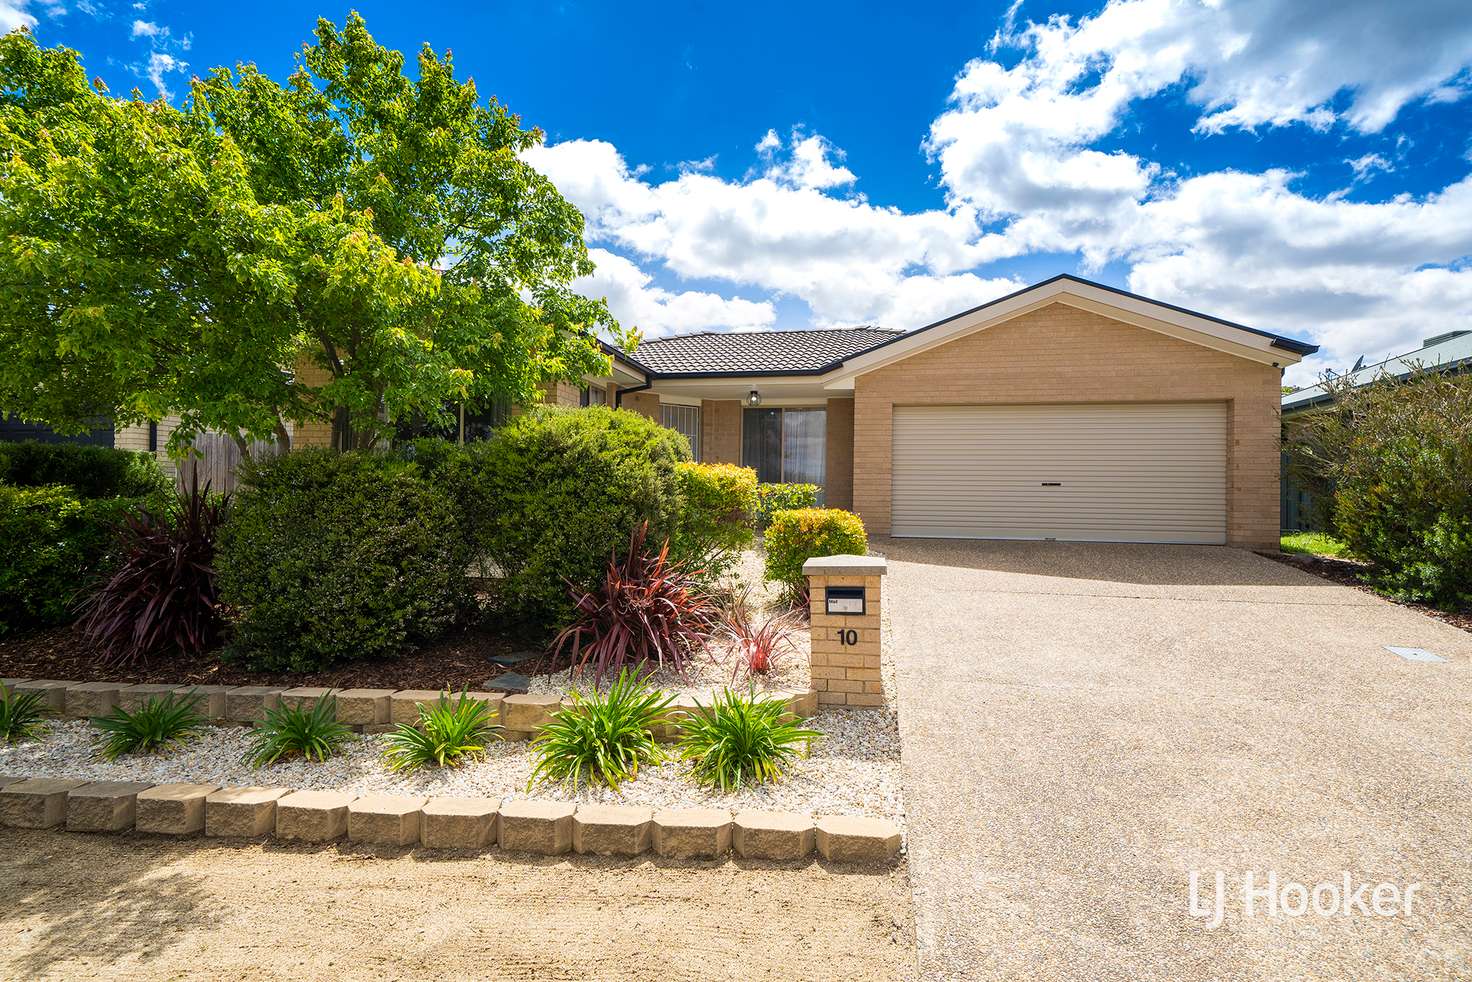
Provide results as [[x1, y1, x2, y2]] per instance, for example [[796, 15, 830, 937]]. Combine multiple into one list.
[[0, 1, 35, 32], [768, 132, 856, 190], [1346, 153, 1394, 181], [130, 17, 158, 37], [754, 128, 781, 155], [575, 248, 776, 336], [142, 50, 186, 99]]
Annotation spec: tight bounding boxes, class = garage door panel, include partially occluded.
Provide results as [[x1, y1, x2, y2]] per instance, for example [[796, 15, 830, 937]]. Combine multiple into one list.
[[891, 403, 1227, 544]]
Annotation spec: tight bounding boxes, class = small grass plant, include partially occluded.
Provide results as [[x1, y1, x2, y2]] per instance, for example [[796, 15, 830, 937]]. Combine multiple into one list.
[[92, 692, 205, 760], [678, 687, 820, 792], [245, 694, 353, 766], [0, 687, 48, 743], [1280, 531, 1349, 557], [382, 690, 503, 772], [528, 668, 673, 792]]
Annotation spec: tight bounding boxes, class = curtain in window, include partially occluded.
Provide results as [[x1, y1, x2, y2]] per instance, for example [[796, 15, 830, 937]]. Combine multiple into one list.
[[742, 408, 782, 482], [781, 408, 826, 487], [661, 404, 702, 459]]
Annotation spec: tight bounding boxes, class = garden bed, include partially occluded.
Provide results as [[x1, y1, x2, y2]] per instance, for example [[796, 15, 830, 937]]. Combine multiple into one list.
[[0, 707, 903, 823]]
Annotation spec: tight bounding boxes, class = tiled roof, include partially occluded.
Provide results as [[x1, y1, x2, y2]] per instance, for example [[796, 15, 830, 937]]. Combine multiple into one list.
[[630, 327, 903, 376]]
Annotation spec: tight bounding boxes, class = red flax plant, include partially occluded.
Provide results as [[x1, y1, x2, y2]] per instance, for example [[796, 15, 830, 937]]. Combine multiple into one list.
[[77, 473, 228, 666], [717, 587, 802, 682], [550, 522, 720, 684]]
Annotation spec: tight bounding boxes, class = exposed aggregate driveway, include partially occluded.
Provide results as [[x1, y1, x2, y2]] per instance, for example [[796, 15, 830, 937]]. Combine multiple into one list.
[[875, 538, 1472, 981]]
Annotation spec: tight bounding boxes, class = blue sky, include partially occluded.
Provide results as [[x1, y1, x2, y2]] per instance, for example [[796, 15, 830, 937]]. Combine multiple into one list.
[[8, 0, 1472, 384]]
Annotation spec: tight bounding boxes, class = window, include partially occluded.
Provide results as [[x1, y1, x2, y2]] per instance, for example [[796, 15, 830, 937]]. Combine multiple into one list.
[[661, 403, 701, 459], [580, 385, 608, 407], [742, 408, 825, 487]]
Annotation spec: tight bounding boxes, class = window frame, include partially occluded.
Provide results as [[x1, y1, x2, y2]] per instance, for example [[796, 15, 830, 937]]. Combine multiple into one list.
[[660, 402, 702, 460]]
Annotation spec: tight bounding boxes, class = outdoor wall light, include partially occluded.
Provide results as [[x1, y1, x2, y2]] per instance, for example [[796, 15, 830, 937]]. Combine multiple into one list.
[[746, 389, 762, 407]]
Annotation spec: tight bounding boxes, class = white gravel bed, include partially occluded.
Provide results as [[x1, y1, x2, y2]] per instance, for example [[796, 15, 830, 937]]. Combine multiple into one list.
[[0, 707, 903, 823]]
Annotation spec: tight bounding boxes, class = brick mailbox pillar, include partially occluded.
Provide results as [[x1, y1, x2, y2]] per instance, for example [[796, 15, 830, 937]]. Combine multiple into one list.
[[803, 554, 887, 708]]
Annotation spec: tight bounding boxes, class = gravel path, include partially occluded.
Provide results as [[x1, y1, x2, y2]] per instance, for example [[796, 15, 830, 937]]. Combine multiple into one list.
[[0, 707, 903, 822]]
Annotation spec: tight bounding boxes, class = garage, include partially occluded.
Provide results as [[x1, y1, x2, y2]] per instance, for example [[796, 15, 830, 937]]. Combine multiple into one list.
[[890, 402, 1227, 543]]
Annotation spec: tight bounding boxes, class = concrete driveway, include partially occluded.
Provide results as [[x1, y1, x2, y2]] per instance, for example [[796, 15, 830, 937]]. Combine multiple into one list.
[[877, 539, 1472, 981]]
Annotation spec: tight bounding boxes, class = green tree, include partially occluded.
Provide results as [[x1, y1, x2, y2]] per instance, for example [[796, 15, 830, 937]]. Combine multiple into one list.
[[0, 17, 613, 453]]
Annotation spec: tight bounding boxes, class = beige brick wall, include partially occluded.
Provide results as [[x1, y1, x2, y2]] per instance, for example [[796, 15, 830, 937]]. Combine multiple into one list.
[[620, 390, 660, 420], [543, 380, 583, 407], [701, 399, 742, 464], [824, 398, 855, 510], [115, 416, 181, 476], [291, 358, 334, 449], [807, 574, 884, 707], [852, 301, 1283, 549]]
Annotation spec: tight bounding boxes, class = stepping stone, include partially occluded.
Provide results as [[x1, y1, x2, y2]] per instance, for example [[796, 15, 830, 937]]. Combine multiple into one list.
[[653, 808, 733, 859], [275, 790, 355, 842], [205, 786, 291, 837], [815, 815, 902, 864], [66, 781, 154, 832], [491, 650, 540, 666], [482, 672, 530, 695], [348, 794, 427, 846], [420, 797, 499, 850], [573, 804, 653, 856], [334, 688, 394, 725], [225, 686, 283, 723], [136, 782, 218, 835], [1, 778, 88, 828], [170, 685, 231, 721], [117, 684, 178, 713], [732, 810, 816, 861], [498, 800, 575, 854], [64, 681, 120, 719], [10, 680, 76, 714]]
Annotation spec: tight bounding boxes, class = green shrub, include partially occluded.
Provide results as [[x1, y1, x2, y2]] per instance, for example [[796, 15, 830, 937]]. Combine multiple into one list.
[[0, 687, 48, 743], [1290, 370, 1472, 609], [217, 450, 465, 671], [754, 482, 819, 530], [0, 485, 143, 635], [678, 688, 820, 791], [763, 507, 868, 598], [528, 668, 673, 791], [382, 691, 502, 772], [92, 693, 205, 760], [245, 695, 354, 766], [0, 441, 169, 499], [671, 462, 757, 577], [467, 406, 691, 630]]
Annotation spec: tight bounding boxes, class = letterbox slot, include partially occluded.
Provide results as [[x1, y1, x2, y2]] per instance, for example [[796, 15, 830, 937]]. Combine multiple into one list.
[[825, 585, 866, 616]]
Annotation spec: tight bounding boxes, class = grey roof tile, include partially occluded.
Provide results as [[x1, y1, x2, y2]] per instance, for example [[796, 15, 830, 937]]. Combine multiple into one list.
[[632, 327, 901, 376]]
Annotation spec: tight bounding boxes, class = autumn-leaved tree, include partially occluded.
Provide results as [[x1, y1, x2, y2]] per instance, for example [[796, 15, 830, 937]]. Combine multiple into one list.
[[0, 15, 613, 453]]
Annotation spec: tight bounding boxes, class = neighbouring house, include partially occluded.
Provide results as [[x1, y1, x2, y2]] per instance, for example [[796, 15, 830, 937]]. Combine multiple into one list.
[[577, 275, 1316, 550], [1279, 327, 1471, 531], [1, 274, 1318, 547]]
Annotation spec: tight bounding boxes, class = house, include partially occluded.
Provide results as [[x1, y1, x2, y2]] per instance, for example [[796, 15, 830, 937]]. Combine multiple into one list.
[[571, 274, 1317, 550], [1279, 327, 1470, 530]]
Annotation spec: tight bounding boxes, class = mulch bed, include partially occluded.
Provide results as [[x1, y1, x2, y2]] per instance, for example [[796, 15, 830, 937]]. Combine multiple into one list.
[[0, 623, 556, 691], [1263, 551, 1472, 635]]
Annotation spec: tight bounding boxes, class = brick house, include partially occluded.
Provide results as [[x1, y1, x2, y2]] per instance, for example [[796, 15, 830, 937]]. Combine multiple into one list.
[[581, 275, 1316, 550]]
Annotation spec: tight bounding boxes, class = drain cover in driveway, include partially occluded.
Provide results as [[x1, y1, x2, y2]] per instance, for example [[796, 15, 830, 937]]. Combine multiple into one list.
[[1386, 646, 1445, 662]]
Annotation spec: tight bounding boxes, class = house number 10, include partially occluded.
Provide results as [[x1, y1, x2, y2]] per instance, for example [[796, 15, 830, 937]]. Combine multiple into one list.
[[837, 628, 859, 646]]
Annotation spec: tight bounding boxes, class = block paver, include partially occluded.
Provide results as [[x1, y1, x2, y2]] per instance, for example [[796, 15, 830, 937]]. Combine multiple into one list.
[[64, 681, 121, 718], [389, 689, 447, 725], [652, 808, 733, 859], [171, 685, 231, 720], [275, 790, 355, 842], [117, 684, 178, 713], [732, 810, 815, 861], [814, 815, 902, 863], [498, 799, 575, 854], [11, 680, 77, 714], [2, 778, 88, 828], [225, 686, 284, 723], [205, 786, 291, 837], [136, 782, 218, 834], [334, 688, 394, 725], [66, 781, 154, 832], [420, 797, 499, 850], [573, 804, 653, 856], [279, 687, 333, 713], [348, 794, 427, 846]]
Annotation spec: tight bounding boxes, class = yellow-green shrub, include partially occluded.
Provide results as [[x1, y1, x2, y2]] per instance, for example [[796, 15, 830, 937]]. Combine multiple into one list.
[[672, 462, 757, 577], [763, 507, 867, 597]]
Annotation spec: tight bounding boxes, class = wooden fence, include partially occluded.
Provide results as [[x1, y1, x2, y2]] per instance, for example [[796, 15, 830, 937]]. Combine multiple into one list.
[[175, 431, 280, 494]]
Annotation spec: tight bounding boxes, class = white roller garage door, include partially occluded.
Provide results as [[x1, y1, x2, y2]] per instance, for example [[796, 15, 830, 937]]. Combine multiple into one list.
[[891, 403, 1227, 544]]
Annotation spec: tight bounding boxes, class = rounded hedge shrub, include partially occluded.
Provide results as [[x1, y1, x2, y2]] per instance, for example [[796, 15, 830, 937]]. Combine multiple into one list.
[[671, 462, 757, 578], [466, 406, 691, 631], [216, 449, 465, 671], [0, 442, 169, 499], [754, 482, 820, 530], [763, 507, 868, 597], [0, 484, 144, 636]]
